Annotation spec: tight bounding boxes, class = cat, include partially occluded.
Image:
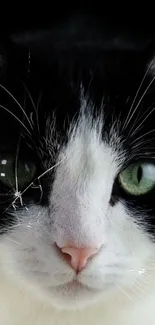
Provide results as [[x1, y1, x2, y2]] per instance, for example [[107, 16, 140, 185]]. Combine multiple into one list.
[[1, 15, 155, 324]]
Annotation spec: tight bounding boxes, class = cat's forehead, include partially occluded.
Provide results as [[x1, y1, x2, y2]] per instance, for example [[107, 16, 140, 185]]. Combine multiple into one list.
[[0, 28, 155, 169]]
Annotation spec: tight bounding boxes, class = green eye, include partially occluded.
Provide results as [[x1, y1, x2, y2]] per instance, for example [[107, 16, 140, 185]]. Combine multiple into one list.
[[0, 155, 36, 190], [119, 162, 155, 195]]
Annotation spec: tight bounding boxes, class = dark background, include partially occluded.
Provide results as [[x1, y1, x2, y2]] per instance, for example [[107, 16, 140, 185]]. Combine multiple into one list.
[[1, 10, 155, 53]]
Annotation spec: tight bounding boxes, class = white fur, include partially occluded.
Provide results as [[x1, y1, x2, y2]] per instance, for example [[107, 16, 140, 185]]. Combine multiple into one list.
[[0, 112, 155, 324]]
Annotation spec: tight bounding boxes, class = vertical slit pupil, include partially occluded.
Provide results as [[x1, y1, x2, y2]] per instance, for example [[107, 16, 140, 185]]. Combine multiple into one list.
[[137, 166, 142, 183]]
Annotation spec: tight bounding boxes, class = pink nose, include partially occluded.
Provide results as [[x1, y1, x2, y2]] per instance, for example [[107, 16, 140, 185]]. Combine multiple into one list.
[[59, 245, 99, 272]]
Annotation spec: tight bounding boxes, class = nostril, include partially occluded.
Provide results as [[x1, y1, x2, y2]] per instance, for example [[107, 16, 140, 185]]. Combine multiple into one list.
[[55, 243, 99, 272], [55, 244, 74, 270]]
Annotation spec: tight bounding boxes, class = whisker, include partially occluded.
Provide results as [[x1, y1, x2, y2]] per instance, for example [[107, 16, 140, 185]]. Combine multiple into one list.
[[128, 101, 155, 137], [116, 284, 135, 303], [5, 237, 22, 245], [107, 214, 124, 231], [37, 160, 63, 180], [0, 84, 33, 130], [15, 138, 20, 195], [134, 280, 154, 298], [131, 140, 155, 150], [124, 76, 155, 130], [131, 128, 155, 145], [14, 135, 24, 207], [130, 285, 145, 301], [123, 60, 154, 130], [0, 104, 31, 135], [129, 106, 155, 138], [21, 82, 36, 113], [37, 91, 43, 112], [22, 82, 40, 134]]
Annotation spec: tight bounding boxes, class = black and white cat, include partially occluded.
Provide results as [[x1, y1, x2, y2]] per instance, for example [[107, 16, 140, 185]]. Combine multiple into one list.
[[1, 15, 155, 324]]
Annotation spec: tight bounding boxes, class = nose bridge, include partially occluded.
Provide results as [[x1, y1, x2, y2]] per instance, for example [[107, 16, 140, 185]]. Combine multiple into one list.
[[52, 156, 106, 248], [55, 203, 103, 249]]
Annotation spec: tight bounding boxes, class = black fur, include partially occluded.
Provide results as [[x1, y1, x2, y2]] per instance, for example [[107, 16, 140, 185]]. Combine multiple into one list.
[[1, 15, 155, 236]]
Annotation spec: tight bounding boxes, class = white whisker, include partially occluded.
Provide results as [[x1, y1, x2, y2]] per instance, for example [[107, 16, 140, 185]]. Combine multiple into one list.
[[116, 284, 135, 303], [0, 104, 31, 135], [6, 237, 21, 245], [131, 128, 155, 145], [22, 82, 40, 134], [0, 84, 33, 130], [130, 285, 145, 301], [129, 101, 155, 137], [107, 214, 124, 231], [123, 60, 155, 130], [124, 76, 155, 130], [37, 159, 64, 180], [130, 106, 155, 138]]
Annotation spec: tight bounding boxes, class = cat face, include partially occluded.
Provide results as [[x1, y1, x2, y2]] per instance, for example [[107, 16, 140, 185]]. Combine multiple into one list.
[[1, 27, 155, 310]]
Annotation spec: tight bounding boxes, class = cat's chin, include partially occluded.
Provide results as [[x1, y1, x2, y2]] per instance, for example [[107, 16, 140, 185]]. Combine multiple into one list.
[[43, 280, 103, 310]]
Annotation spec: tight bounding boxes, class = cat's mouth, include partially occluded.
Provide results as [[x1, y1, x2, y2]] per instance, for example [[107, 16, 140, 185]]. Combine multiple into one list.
[[63, 279, 86, 289], [44, 277, 103, 309], [55, 279, 100, 294]]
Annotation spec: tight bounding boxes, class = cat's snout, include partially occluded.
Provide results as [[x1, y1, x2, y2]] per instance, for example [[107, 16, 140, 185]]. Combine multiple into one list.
[[55, 244, 99, 272]]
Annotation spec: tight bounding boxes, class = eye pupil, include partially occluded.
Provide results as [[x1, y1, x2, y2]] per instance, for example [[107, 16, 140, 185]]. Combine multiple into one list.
[[137, 166, 142, 184], [119, 162, 155, 196]]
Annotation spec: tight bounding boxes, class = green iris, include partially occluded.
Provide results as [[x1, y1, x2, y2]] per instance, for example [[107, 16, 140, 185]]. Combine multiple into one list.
[[119, 162, 155, 195], [0, 155, 36, 190]]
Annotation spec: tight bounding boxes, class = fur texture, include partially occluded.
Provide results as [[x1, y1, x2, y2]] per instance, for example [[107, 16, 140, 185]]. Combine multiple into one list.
[[1, 16, 155, 324]]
